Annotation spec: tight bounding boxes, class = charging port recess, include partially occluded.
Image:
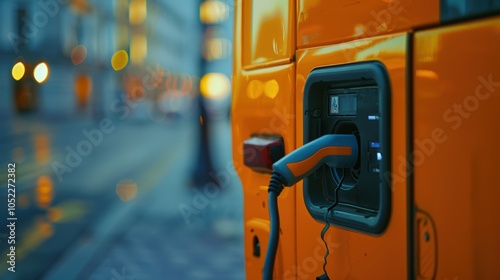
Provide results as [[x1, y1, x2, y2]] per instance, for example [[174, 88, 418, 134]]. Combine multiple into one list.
[[303, 62, 391, 235]]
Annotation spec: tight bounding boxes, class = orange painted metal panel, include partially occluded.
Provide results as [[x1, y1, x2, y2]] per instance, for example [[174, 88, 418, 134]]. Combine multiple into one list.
[[241, 0, 295, 68], [294, 33, 408, 279], [297, 0, 438, 48], [413, 16, 500, 280], [231, 61, 296, 279]]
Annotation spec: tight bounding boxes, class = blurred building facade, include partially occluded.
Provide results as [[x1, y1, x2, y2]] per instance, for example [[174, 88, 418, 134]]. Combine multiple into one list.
[[0, 0, 205, 121]]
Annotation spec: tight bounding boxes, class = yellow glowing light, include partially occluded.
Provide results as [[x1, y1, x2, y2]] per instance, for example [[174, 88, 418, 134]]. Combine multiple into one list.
[[416, 69, 439, 80], [200, 0, 228, 24], [264, 79, 279, 99], [71, 45, 87, 65], [246, 80, 264, 99], [36, 175, 53, 209], [130, 34, 147, 65], [34, 62, 49, 84], [116, 180, 138, 202], [111, 50, 129, 71], [200, 73, 231, 99], [129, 0, 147, 25], [12, 62, 25, 81]]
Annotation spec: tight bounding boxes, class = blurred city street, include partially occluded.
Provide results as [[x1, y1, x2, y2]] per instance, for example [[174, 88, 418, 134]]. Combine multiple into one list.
[[0, 0, 242, 279], [0, 111, 245, 280]]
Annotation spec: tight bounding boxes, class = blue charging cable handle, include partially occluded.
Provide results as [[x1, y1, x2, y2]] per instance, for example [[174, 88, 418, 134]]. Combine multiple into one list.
[[272, 134, 358, 187]]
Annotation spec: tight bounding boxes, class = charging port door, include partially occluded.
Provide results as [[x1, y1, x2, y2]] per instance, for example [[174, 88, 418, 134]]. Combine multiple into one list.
[[303, 62, 391, 235]]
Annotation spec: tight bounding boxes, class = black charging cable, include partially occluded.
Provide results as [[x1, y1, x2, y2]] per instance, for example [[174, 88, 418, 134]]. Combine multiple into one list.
[[264, 169, 344, 280], [262, 134, 358, 280], [317, 168, 345, 280], [263, 172, 284, 280]]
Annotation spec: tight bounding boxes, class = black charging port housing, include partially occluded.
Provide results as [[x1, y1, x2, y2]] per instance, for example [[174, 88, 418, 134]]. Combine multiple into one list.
[[303, 62, 391, 235]]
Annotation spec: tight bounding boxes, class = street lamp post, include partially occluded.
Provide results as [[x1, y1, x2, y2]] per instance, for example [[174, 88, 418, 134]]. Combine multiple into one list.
[[191, 0, 231, 188], [191, 0, 218, 188]]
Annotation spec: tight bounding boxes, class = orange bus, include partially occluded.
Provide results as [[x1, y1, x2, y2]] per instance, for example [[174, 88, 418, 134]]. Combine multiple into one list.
[[230, 1, 500, 279]]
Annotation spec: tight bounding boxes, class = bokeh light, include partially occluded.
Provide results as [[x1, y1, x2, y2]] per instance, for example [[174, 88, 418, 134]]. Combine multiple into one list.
[[34, 62, 49, 84], [111, 50, 129, 71], [204, 38, 232, 60], [12, 61, 25, 81], [130, 33, 148, 65], [416, 69, 439, 79], [264, 79, 279, 99], [129, 0, 147, 25], [75, 74, 93, 108], [200, 0, 228, 24], [200, 72, 231, 99], [246, 79, 264, 99], [36, 175, 53, 209], [71, 45, 87, 65], [116, 180, 138, 202]]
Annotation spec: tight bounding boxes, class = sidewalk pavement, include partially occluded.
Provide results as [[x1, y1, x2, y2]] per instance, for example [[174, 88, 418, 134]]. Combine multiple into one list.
[[42, 119, 246, 280]]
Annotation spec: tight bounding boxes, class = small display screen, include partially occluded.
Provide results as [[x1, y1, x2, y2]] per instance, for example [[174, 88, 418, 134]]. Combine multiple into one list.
[[329, 94, 357, 115]]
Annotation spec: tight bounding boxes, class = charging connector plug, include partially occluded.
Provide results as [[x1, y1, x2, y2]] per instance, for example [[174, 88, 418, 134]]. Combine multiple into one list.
[[272, 134, 358, 187], [263, 134, 359, 280]]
